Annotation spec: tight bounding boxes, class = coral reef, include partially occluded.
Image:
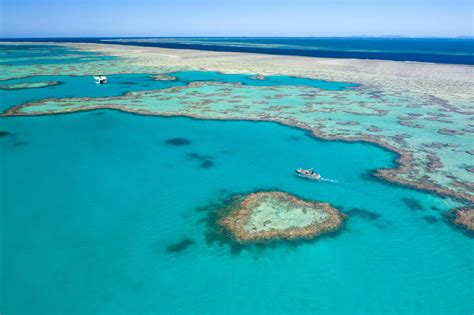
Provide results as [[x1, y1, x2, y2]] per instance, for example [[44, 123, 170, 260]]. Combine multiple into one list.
[[218, 191, 345, 243], [450, 208, 474, 231], [164, 138, 191, 145]]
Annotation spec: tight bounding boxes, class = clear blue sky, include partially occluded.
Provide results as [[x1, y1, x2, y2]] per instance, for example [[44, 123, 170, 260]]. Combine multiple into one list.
[[1, 0, 472, 38]]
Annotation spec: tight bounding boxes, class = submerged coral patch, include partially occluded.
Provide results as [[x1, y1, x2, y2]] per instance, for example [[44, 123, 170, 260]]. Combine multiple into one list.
[[11, 141, 27, 147], [218, 191, 345, 243], [345, 208, 381, 220], [186, 152, 212, 160], [164, 138, 191, 146], [288, 136, 303, 141], [166, 238, 196, 253], [401, 197, 425, 211], [185, 152, 215, 169], [423, 215, 438, 224], [200, 160, 214, 169], [0, 131, 11, 138]]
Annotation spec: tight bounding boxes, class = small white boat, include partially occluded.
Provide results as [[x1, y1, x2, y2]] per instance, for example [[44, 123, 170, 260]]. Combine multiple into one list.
[[94, 75, 108, 84], [295, 168, 321, 180]]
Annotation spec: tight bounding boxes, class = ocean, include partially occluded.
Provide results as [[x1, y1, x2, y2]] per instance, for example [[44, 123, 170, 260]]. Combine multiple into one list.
[[0, 42, 473, 315], [3, 37, 473, 64]]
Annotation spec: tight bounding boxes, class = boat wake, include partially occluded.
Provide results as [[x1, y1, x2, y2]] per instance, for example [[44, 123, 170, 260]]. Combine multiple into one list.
[[320, 177, 338, 183]]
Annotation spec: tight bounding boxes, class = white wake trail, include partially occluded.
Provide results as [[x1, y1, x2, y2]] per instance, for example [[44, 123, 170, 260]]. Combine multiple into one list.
[[320, 177, 338, 183]]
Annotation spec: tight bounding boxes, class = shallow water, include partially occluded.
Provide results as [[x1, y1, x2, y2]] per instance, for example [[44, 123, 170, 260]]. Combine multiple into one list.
[[1, 111, 472, 315], [0, 74, 186, 110], [0, 71, 353, 111]]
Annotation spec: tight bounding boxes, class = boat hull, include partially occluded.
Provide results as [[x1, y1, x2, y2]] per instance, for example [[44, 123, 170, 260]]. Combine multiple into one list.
[[295, 169, 321, 180]]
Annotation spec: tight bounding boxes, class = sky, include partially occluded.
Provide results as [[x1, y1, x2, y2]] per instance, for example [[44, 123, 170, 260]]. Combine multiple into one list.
[[0, 0, 473, 38]]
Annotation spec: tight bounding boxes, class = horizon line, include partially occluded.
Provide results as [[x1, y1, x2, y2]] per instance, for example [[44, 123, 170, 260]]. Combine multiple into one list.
[[1, 35, 474, 40]]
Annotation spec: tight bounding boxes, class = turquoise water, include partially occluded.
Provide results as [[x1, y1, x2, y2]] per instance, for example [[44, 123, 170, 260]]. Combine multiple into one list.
[[169, 71, 355, 90], [0, 74, 186, 110], [0, 71, 353, 111], [1, 44, 472, 314], [1, 111, 472, 315]]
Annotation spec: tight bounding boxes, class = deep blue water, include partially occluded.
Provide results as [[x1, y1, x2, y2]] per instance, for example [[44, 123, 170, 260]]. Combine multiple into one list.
[[1, 111, 472, 315], [103, 37, 474, 64], [3, 37, 472, 64]]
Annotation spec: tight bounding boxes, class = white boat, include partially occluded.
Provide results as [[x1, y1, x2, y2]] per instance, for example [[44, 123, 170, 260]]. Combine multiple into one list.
[[295, 168, 321, 180], [94, 75, 108, 84]]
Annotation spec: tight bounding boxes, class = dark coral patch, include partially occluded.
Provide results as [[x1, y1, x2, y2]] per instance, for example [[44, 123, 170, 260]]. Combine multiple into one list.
[[367, 126, 382, 132], [360, 171, 376, 183], [12, 141, 27, 147], [200, 197, 237, 247], [438, 128, 464, 136], [200, 160, 214, 169], [423, 215, 438, 224], [465, 167, 474, 173], [0, 131, 11, 138], [186, 152, 216, 168], [401, 197, 425, 211], [346, 208, 381, 220], [288, 136, 303, 141], [186, 152, 212, 160], [165, 138, 191, 146], [166, 238, 196, 253], [399, 121, 424, 128]]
